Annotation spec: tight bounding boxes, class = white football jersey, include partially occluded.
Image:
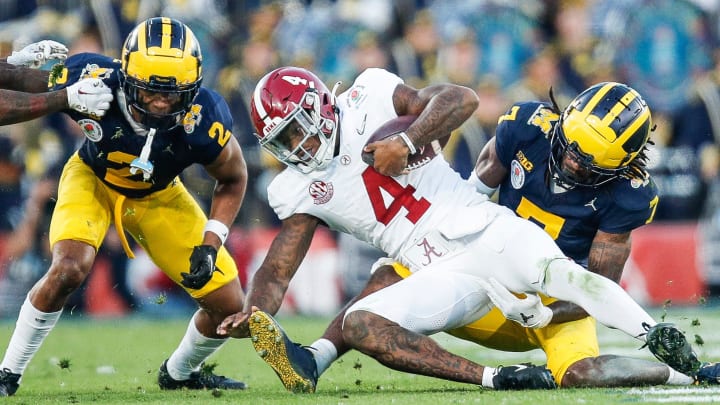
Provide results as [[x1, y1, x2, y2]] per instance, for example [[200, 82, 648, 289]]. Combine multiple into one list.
[[267, 68, 489, 260]]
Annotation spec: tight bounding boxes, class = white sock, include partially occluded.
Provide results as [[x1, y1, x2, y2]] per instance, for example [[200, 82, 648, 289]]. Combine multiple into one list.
[[166, 312, 227, 380], [0, 296, 62, 377], [666, 366, 695, 385], [481, 366, 497, 388], [309, 338, 337, 376]]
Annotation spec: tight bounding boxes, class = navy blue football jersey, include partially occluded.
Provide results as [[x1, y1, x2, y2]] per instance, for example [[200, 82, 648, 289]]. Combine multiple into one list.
[[493, 102, 659, 266], [49, 53, 235, 198]]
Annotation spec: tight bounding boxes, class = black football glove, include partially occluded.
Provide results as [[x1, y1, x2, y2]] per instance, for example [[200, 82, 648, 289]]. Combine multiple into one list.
[[181, 245, 220, 289]]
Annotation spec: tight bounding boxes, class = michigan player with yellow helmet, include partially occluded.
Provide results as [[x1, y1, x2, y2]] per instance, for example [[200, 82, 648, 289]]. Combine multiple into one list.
[[457, 81, 672, 387], [236, 81, 720, 392], [0, 18, 249, 396]]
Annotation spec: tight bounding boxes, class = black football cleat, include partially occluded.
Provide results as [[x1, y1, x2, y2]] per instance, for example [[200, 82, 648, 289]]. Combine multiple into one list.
[[157, 359, 247, 390], [492, 363, 557, 390], [642, 322, 702, 377], [0, 368, 20, 396], [249, 310, 319, 393]]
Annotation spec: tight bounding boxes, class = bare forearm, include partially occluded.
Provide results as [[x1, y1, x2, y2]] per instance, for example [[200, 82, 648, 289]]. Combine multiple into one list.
[[0, 62, 50, 92], [203, 139, 248, 247], [0, 89, 67, 125], [210, 180, 245, 221], [244, 266, 291, 315], [244, 214, 318, 314], [203, 181, 246, 247], [587, 238, 631, 283], [397, 84, 479, 147]]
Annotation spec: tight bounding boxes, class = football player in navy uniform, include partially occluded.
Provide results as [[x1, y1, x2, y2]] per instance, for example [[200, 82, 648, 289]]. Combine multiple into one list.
[[455, 81, 715, 387], [0, 18, 249, 396], [231, 81, 720, 392]]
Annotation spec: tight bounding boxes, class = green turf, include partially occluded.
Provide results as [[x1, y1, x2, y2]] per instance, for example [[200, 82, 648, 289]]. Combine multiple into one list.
[[0, 305, 718, 404]]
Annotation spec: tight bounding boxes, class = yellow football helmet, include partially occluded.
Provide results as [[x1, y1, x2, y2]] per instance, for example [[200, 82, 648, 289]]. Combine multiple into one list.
[[549, 82, 653, 188], [119, 17, 202, 130]]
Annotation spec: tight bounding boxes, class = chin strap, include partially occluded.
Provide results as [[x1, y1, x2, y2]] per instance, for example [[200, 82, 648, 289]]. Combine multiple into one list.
[[330, 82, 342, 105]]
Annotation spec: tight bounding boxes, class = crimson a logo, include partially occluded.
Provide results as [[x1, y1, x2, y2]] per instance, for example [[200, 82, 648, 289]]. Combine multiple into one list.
[[309, 180, 334, 205], [416, 237, 445, 265]]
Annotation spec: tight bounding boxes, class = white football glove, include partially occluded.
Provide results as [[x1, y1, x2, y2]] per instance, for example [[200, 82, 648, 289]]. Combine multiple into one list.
[[479, 277, 553, 329], [66, 78, 114, 117], [6, 40, 68, 68]]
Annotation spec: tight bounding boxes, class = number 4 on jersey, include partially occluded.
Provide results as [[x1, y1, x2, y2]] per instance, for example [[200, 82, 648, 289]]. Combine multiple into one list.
[[361, 167, 430, 225]]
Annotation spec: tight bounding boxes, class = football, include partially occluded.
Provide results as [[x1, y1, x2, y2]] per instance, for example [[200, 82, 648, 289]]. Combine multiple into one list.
[[361, 115, 449, 171]]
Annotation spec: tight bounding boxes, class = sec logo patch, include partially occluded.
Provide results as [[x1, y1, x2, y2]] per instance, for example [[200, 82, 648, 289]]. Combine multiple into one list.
[[309, 180, 334, 204]]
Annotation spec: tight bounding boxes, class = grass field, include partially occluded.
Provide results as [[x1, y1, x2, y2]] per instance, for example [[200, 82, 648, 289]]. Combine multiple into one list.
[[1, 305, 719, 404]]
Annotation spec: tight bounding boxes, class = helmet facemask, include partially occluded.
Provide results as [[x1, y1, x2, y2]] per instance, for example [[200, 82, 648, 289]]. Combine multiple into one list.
[[257, 87, 337, 174], [549, 121, 629, 190], [119, 71, 201, 131]]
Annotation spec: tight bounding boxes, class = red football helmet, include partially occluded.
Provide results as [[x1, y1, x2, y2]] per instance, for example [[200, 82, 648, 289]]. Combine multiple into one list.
[[250, 66, 339, 173]]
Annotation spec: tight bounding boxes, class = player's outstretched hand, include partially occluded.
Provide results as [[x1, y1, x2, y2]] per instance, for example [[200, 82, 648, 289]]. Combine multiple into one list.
[[6, 40, 68, 68], [217, 306, 256, 338], [66, 78, 113, 117], [480, 277, 553, 329]]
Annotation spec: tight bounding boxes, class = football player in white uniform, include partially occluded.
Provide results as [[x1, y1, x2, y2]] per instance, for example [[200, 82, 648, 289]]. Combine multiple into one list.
[[217, 66, 701, 392]]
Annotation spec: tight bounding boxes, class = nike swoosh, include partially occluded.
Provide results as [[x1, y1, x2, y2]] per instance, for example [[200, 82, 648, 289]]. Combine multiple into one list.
[[356, 114, 367, 135]]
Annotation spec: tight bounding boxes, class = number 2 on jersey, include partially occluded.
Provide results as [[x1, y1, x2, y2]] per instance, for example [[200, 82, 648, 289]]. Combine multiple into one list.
[[362, 167, 430, 225]]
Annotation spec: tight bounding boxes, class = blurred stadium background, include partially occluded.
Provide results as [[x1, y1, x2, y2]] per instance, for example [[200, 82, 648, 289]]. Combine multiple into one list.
[[0, 0, 719, 322]]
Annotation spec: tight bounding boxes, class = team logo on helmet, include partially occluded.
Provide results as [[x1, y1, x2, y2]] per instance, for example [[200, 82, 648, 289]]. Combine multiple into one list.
[[510, 160, 525, 189], [78, 119, 103, 142], [309, 180, 334, 205]]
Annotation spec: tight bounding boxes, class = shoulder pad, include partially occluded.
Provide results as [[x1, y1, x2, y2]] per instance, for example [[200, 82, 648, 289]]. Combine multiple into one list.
[[180, 87, 233, 136], [497, 102, 557, 141], [606, 174, 658, 212], [51, 53, 120, 90]]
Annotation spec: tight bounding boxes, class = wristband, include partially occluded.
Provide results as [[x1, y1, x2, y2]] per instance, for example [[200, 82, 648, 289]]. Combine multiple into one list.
[[468, 171, 498, 196], [203, 219, 229, 245], [396, 132, 417, 155]]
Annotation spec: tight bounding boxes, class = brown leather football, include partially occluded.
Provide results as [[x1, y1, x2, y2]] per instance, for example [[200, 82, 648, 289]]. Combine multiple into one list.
[[361, 115, 449, 171]]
